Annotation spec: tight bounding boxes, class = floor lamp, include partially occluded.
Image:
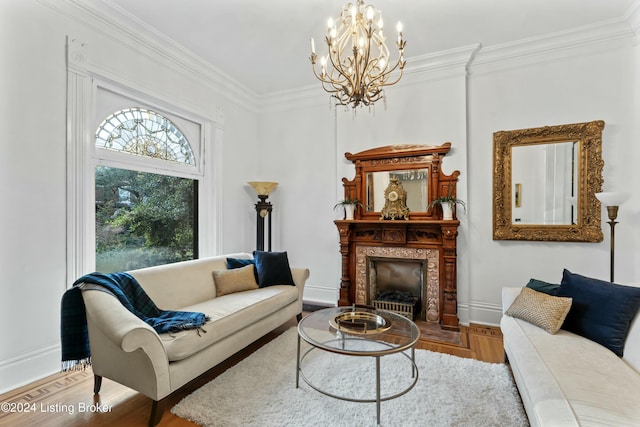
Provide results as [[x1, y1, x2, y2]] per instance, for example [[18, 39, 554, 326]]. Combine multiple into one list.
[[595, 192, 630, 282], [248, 181, 278, 252]]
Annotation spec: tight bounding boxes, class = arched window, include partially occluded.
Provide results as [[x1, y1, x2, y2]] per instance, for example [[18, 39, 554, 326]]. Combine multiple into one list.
[[66, 53, 220, 284], [94, 108, 199, 272], [96, 108, 195, 165]]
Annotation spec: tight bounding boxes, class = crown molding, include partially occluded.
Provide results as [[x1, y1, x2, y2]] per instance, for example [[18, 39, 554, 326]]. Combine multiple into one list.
[[39, 0, 259, 113], [256, 17, 635, 111], [260, 44, 482, 113], [472, 17, 634, 71], [625, 0, 640, 42], [39, 0, 638, 114], [407, 43, 482, 76], [258, 85, 328, 114]]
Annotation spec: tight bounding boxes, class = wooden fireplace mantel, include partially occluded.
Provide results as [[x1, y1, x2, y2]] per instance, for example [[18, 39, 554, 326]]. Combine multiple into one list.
[[335, 219, 460, 330], [336, 144, 461, 331]]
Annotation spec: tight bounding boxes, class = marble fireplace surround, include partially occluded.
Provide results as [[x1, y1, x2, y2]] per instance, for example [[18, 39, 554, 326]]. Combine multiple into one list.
[[355, 246, 440, 322]]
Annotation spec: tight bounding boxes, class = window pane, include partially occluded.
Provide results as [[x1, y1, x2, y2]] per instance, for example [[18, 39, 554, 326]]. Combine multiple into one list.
[[95, 107, 195, 165], [95, 166, 198, 273]]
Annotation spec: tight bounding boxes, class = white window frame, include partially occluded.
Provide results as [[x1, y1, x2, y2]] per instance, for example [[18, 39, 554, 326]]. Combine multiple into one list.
[[66, 36, 222, 284]]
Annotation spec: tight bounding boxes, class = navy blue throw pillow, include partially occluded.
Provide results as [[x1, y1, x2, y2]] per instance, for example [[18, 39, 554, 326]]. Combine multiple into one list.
[[557, 269, 640, 357], [253, 251, 295, 288], [526, 278, 559, 296], [226, 257, 255, 269]]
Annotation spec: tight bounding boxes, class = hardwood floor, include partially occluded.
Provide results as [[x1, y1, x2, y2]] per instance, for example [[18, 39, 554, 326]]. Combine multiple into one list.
[[0, 315, 505, 427]]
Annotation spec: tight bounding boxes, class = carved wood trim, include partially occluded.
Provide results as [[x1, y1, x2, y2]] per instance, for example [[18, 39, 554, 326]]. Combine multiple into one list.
[[337, 143, 460, 330], [343, 143, 459, 221], [334, 219, 459, 330], [345, 143, 452, 161]]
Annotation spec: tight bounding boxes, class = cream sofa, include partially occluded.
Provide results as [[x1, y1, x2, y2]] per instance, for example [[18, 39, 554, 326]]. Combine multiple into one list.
[[501, 286, 640, 426], [80, 253, 309, 426]]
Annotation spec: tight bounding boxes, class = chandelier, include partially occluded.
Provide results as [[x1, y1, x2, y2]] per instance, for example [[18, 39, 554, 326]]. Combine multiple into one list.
[[310, 0, 406, 109]]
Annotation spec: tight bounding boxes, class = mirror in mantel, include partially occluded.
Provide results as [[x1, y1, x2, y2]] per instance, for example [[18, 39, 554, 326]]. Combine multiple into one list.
[[366, 169, 429, 212], [493, 120, 604, 242]]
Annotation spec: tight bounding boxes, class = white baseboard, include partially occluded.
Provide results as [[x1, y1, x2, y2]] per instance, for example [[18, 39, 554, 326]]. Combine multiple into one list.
[[466, 301, 503, 326], [0, 344, 60, 395], [301, 287, 503, 327], [303, 284, 338, 307]]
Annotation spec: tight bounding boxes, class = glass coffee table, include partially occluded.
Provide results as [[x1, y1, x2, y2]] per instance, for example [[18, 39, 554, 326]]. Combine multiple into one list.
[[296, 306, 420, 425]]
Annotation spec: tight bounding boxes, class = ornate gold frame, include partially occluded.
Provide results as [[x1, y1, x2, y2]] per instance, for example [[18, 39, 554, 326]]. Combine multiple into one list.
[[493, 121, 604, 242]]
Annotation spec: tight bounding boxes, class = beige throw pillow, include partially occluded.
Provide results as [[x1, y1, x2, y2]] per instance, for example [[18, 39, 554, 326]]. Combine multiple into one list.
[[506, 287, 572, 334], [212, 265, 259, 297]]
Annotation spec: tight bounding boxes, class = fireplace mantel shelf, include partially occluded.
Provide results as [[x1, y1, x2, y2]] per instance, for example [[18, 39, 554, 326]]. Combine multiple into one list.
[[335, 219, 460, 226]]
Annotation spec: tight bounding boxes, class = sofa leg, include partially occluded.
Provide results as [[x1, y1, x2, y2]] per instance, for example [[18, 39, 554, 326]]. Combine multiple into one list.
[[93, 375, 102, 394], [149, 398, 166, 427], [296, 313, 302, 322]]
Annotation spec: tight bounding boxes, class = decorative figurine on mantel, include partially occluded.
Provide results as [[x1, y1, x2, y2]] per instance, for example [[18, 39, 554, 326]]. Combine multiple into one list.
[[380, 177, 410, 220]]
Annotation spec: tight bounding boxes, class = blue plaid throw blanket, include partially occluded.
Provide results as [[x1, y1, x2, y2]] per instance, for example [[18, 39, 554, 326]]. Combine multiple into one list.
[[60, 272, 210, 371]]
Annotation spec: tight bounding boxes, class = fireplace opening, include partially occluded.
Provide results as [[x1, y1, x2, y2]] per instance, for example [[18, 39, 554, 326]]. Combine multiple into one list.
[[369, 258, 424, 320]]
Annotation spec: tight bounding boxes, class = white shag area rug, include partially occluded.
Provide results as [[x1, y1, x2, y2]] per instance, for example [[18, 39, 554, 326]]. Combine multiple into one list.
[[172, 327, 528, 427]]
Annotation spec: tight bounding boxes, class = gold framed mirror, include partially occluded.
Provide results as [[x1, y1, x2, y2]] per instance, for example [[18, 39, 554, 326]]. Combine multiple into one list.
[[493, 120, 604, 242]]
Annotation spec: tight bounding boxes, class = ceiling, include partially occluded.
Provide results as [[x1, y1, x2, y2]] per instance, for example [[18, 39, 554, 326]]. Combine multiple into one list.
[[104, 0, 637, 95]]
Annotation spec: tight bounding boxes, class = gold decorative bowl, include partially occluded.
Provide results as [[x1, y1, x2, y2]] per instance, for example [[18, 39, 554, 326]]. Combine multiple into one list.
[[329, 311, 391, 335]]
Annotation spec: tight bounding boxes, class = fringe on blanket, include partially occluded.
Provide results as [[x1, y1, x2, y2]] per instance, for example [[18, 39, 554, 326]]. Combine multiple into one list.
[[62, 357, 92, 372]]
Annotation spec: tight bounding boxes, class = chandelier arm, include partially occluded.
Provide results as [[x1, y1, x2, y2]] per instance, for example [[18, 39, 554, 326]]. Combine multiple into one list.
[[361, 26, 377, 76], [325, 63, 350, 85], [326, 55, 355, 99], [310, 0, 405, 109], [331, 29, 356, 84], [357, 32, 374, 97], [311, 56, 335, 84], [312, 67, 351, 95], [370, 40, 401, 78], [323, 81, 346, 96], [314, 47, 351, 88], [384, 68, 405, 86], [371, 60, 405, 87]]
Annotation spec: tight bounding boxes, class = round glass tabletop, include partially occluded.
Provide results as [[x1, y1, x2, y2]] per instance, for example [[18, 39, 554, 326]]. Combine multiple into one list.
[[298, 306, 420, 356]]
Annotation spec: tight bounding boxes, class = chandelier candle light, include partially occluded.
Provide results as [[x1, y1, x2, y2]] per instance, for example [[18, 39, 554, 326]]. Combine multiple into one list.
[[310, 0, 406, 109]]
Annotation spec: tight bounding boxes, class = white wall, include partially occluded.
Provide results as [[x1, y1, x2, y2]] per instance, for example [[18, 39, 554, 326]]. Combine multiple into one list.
[[0, 0, 259, 393], [633, 29, 640, 281], [253, 97, 338, 303], [1, 0, 75, 394], [467, 34, 638, 324], [1, 0, 639, 394]]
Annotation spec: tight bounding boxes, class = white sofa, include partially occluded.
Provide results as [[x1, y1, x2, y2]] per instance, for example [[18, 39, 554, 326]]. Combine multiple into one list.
[[80, 253, 309, 426], [501, 287, 640, 426]]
